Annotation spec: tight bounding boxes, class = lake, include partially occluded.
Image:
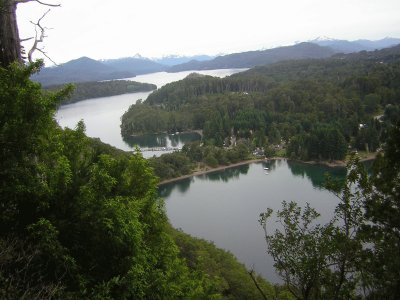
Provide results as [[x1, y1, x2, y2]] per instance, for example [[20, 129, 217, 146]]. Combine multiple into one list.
[[160, 159, 346, 283], [56, 69, 247, 157]]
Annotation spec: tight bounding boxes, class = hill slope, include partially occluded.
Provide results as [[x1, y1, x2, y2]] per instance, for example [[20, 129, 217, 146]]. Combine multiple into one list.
[[102, 56, 167, 75], [32, 56, 135, 86]]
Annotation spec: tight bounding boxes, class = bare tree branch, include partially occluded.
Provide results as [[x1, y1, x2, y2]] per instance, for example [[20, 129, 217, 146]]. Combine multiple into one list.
[[20, 37, 34, 42], [34, 48, 57, 65], [27, 9, 49, 62], [14, 0, 61, 7], [26, 9, 58, 65], [248, 269, 270, 300]]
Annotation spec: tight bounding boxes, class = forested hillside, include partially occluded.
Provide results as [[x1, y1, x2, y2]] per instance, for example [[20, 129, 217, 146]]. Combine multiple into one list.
[[47, 80, 157, 104], [31, 57, 136, 86], [121, 45, 400, 161]]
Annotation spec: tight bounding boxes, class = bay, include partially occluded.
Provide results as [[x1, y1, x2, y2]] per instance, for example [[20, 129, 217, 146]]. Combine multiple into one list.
[[56, 69, 247, 157], [160, 159, 346, 283]]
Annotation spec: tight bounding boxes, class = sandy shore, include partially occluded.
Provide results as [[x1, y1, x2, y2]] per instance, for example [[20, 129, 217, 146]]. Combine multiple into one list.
[[158, 152, 378, 185], [300, 152, 378, 167], [158, 158, 268, 185]]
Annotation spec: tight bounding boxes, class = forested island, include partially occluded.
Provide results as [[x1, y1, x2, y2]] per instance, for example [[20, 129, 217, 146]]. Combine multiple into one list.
[[122, 45, 400, 165], [47, 80, 157, 104]]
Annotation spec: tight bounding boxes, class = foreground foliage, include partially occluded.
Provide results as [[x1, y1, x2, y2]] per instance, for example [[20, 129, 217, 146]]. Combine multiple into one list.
[[170, 228, 294, 300]]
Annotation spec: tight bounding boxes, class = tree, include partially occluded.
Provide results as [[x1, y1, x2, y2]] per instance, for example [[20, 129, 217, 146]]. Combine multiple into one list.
[[259, 156, 368, 300], [0, 0, 22, 66], [361, 122, 400, 297], [259, 202, 334, 299], [0, 0, 60, 67]]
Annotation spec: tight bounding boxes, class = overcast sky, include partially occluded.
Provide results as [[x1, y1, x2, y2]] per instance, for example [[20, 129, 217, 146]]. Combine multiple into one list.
[[17, 0, 400, 65]]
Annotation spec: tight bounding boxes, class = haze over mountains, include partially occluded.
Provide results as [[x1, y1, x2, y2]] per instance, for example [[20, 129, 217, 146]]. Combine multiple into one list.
[[309, 36, 400, 54], [32, 37, 400, 86]]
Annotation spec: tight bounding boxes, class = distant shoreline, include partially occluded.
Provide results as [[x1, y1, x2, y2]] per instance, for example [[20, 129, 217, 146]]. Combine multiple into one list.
[[299, 152, 377, 168], [158, 158, 268, 185], [158, 153, 378, 186]]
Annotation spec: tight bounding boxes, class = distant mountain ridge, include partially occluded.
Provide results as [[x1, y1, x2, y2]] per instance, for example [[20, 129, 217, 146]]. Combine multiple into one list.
[[167, 43, 336, 72], [153, 55, 215, 66], [309, 36, 400, 53], [32, 37, 400, 86], [102, 57, 167, 75], [32, 55, 216, 86], [32, 57, 135, 87]]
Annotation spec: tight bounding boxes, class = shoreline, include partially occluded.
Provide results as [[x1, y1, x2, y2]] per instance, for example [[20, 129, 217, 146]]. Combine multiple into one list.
[[299, 152, 378, 168], [158, 158, 268, 185], [158, 152, 378, 186]]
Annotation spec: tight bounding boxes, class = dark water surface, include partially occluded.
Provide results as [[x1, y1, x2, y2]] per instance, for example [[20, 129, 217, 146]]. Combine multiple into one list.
[[123, 132, 201, 149], [160, 159, 346, 283]]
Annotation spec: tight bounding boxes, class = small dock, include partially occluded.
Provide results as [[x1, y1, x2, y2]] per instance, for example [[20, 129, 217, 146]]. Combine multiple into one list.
[[140, 147, 181, 152]]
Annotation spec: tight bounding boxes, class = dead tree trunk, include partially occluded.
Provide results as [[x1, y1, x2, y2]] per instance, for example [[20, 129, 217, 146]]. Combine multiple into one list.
[[0, 0, 23, 67]]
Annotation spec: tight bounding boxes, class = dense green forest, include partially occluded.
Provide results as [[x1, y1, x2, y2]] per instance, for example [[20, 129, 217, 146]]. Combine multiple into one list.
[[47, 80, 156, 104], [121, 45, 400, 161]]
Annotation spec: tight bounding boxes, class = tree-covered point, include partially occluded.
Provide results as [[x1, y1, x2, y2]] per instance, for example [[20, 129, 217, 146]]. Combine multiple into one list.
[[149, 141, 252, 182], [121, 46, 400, 161], [47, 80, 156, 104]]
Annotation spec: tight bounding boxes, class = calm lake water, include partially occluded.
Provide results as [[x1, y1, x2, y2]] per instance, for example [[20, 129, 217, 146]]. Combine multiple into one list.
[[56, 69, 246, 157], [160, 159, 346, 283]]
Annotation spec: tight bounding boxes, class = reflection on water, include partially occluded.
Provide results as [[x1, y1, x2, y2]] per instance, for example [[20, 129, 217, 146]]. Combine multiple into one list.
[[159, 164, 250, 198], [159, 177, 193, 198], [202, 164, 250, 182], [287, 161, 347, 189], [160, 159, 348, 199], [123, 132, 201, 148]]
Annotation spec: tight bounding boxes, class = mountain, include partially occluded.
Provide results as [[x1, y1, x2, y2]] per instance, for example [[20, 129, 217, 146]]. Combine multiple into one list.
[[309, 36, 400, 53], [153, 55, 215, 66], [333, 44, 400, 63], [32, 57, 135, 87], [102, 57, 167, 75], [32, 38, 400, 86], [167, 43, 336, 72], [354, 37, 400, 50]]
